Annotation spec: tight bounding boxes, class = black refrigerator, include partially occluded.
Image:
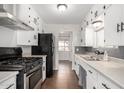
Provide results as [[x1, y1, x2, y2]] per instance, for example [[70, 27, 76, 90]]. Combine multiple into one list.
[[31, 33, 54, 77]]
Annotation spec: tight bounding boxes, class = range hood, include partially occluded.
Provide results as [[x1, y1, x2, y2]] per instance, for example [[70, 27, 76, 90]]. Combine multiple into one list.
[[0, 5, 34, 31]]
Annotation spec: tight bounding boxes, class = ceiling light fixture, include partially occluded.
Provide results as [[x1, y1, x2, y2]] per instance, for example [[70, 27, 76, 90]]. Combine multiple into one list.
[[57, 4, 68, 12]]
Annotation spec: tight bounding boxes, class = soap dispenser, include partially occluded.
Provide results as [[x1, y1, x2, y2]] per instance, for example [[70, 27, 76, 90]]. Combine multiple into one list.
[[103, 50, 108, 61]]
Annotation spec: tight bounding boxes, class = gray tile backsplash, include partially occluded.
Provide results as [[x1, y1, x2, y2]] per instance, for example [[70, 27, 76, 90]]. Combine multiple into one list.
[[75, 46, 124, 59], [75, 46, 93, 54]]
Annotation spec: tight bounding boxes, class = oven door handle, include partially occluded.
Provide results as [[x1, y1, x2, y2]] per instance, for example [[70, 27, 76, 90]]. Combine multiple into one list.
[[26, 65, 42, 77], [27, 73, 34, 78]]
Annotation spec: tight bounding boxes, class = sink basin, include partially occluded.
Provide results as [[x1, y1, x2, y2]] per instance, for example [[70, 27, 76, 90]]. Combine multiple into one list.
[[80, 55, 103, 61]]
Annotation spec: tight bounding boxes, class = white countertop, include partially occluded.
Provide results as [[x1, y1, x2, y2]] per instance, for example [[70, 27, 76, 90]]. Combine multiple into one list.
[[0, 71, 18, 84], [75, 54, 124, 88]]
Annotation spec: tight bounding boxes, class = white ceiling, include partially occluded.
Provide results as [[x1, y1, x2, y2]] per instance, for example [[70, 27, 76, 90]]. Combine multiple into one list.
[[32, 4, 93, 24]]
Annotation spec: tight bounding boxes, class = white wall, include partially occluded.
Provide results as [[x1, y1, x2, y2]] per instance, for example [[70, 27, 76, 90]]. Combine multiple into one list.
[[43, 24, 80, 70], [0, 27, 17, 47]]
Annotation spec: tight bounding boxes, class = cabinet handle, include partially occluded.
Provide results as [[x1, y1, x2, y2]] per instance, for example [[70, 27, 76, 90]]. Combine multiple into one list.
[[102, 83, 110, 89], [6, 83, 14, 89], [121, 22, 124, 32], [117, 24, 120, 32], [88, 70, 93, 74]]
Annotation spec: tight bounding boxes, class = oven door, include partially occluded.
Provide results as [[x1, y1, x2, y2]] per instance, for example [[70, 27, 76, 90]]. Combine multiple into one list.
[[26, 66, 42, 89]]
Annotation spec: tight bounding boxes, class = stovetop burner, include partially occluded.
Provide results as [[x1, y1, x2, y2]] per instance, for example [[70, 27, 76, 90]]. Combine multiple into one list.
[[0, 57, 43, 73]]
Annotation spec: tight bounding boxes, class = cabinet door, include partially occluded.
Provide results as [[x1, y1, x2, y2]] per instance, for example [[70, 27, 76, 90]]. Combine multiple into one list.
[[104, 5, 122, 46], [96, 29, 105, 47], [86, 65, 98, 89], [85, 26, 94, 46], [15, 4, 30, 24], [15, 4, 36, 29], [17, 31, 31, 45], [17, 31, 38, 45], [119, 6, 124, 46], [80, 30, 85, 46], [87, 76, 97, 89], [72, 31, 81, 46], [97, 73, 120, 89]]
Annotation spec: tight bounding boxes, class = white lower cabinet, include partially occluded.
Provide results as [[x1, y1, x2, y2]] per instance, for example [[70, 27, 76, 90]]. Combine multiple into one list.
[[97, 73, 120, 89], [86, 65, 98, 89], [75, 55, 121, 89], [86, 66, 120, 89], [87, 76, 97, 89], [0, 76, 17, 89], [74, 56, 80, 78]]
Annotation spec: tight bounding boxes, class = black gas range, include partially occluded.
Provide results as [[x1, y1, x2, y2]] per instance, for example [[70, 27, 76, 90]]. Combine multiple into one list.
[[0, 47, 43, 89]]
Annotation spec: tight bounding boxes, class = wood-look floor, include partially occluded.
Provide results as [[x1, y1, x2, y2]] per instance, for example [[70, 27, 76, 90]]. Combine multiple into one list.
[[41, 60, 80, 89]]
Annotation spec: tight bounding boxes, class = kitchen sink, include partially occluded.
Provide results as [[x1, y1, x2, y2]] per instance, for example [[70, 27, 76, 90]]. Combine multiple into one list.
[[80, 55, 103, 61]]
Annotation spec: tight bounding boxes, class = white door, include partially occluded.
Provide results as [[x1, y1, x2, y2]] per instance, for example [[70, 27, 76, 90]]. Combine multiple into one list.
[[58, 32, 72, 61]]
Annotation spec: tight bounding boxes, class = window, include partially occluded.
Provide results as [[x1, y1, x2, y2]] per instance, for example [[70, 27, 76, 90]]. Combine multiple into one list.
[[58, 40, 70, 51]]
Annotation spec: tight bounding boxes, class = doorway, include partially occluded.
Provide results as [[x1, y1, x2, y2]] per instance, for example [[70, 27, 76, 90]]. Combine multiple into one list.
[[57, 31, 72, 61]]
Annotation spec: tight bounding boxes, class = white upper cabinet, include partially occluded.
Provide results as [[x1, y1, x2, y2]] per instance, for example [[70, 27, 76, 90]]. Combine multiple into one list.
[[15, 5, 30, 25], [72, 30, 81, 46], [119, 6, 124, 46], [80, 4, 111, 47], [15, 4, 38, 30], [96, 29, 105, 47], [85, 26, 94, 46], [104, 5, 122, 46], [93, 14, 104, 48], [16, 4, 42, 46], [17, 31, 38, 46], [80, 25, 85, 46]]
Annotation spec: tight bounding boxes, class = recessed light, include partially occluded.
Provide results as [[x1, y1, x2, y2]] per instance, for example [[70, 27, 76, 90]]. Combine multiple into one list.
[[57, 4, 68, 12]]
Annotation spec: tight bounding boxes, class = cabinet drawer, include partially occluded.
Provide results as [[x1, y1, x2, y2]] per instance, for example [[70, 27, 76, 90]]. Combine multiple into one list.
[[86, 65, 98, 79], [98, 74, 120, 89], [0, 76, 16, 89]]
